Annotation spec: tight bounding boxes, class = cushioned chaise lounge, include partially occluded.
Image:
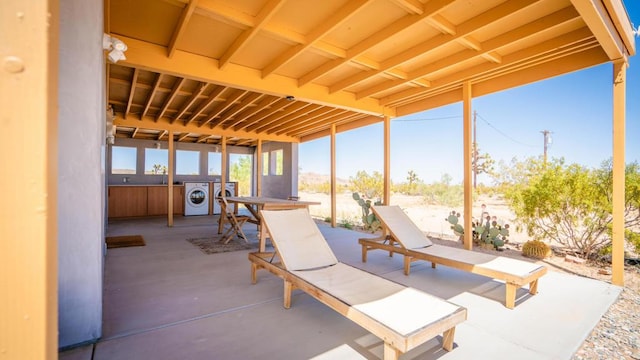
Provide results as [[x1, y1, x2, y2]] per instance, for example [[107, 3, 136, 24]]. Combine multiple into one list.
[[359, 206, 547, 309], [248, 208, 467, 360]]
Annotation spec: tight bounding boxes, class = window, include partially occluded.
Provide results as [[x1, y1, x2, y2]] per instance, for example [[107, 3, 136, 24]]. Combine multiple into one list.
[[262, 152, 269, 176], [176, 150, 200, 175], [208, 152, 221, 175], [272, 149, 283, 176], [145, 149, 168, 175], [111, 146, 137, 174], [229, 154, 252, 196]]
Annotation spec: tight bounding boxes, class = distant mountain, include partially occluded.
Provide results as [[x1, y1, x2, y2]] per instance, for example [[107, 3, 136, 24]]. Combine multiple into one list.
[[299, 172, 349, 186]]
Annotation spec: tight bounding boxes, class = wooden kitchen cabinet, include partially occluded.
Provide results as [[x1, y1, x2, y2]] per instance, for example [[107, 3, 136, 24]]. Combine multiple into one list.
[[147, 186, 184, 216], [109, 185, 184, 218], [108, 186, 148, 218]]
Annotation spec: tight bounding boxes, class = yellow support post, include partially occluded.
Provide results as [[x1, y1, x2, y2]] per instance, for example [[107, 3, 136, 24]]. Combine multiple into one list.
[[331, 124, 337, 228], [384, 116, 391, 205], [462, 82, 473, 250], [611, 60, 627, 286]]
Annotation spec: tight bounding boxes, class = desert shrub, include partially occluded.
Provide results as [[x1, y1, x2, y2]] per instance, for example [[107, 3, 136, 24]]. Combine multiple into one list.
[[421, 174, 463, 207], [349, 170, 384, 199], [502, 157, 640, 259]]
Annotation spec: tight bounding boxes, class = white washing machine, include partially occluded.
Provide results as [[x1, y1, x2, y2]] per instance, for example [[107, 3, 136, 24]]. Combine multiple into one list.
[[184, 182, 210, 216], [213, 182, 237, 214]]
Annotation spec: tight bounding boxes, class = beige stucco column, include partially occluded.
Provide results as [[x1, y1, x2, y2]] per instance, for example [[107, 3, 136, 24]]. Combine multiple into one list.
[[611, 59, 627, 286], [462, 82, 473, 250]]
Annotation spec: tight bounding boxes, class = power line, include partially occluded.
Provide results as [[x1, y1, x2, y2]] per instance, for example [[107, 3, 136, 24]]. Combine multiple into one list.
[[476, 113, 536, 147]]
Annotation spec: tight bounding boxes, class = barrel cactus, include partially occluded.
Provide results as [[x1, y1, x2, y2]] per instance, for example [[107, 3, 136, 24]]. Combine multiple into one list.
[[522, 240, 551, 259]]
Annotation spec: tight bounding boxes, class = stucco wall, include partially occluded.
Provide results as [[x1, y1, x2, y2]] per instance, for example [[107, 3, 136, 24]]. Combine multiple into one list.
[[259, 142, 298, 198], [57, 0, 104, 348]]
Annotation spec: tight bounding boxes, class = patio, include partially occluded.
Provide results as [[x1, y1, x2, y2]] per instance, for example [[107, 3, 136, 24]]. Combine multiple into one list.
[[60, 215, 620, 360]]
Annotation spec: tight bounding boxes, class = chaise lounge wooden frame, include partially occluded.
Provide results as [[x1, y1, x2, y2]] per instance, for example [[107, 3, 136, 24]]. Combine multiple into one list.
[[248, 208, 467, 360], [359, 206, 548, 309]]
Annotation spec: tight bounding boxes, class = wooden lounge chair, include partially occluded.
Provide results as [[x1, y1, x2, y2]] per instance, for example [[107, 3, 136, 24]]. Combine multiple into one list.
[[359, 205, 548, 309], [248, 208, 467, 360], [217, 197, 250, 244]]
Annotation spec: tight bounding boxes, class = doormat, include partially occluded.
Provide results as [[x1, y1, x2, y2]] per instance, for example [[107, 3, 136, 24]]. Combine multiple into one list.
[[186, 237, 257, 254], [106, 235, 146, 249]]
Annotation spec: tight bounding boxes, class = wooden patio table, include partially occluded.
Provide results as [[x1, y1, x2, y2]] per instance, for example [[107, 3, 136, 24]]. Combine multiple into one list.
[[220, 196, 320, 252]]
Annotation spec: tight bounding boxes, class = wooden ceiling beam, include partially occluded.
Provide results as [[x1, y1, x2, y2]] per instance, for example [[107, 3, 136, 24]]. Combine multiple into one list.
[[381, 28, 595, 106], [119, 35, 389, 117], [356, 7, 581, 99], [230, 96, 279, 131], [202, 90, 247, 128], [221, 92, 263, 129], [290, 111, 357, 137], [142, 73, 163, 119], [167, 0, 199, 58], [256, 104, 324, 134], [219, 0, 285, 70], [294, 113, 368, 139], [390, 0, 424, 15], [261, 0, 372, 78], [272, 107, 344, 135], [172, 82, 207, 123], [156, 78, 185, 122], [298, 0, 456, 87], [157, 130, 168, 140], [125, 68, 139, 118], [245, 102, 309, 133], [131, 127, 139, 138], [328, 0, 539, 93], [177, 133, 191, 142], [185, 86, 225, 125], [234, 98, 290, 131], [114, 113, 299, 143]]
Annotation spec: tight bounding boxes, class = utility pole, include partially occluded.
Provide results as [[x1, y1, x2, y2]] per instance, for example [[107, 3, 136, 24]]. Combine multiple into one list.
[[473, 110, 477, 188], [541, 130, 552, 164]]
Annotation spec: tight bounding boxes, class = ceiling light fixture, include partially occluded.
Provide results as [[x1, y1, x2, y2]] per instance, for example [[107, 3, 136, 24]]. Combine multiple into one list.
[[285, 95, 295, 101], [103, 34, 128, 63]]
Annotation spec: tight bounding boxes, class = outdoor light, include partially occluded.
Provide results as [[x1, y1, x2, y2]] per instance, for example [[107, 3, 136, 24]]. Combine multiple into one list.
[[155, 142, 162, 150], [103, 34, 128, 63]]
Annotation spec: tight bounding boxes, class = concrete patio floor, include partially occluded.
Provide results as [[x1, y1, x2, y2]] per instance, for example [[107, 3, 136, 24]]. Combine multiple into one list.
[[60, 214, 621, 360]]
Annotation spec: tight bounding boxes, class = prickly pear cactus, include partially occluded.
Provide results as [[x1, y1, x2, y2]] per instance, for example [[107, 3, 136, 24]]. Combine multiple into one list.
[[445, 210, 509, 250], [352, 192, 382, 232]]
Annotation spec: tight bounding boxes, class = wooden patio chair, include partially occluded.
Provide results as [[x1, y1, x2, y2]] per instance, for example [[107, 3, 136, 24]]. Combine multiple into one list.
[[359, 205, 548, 309], [248, 208, 467, 360], [218, 197, 250, 244]]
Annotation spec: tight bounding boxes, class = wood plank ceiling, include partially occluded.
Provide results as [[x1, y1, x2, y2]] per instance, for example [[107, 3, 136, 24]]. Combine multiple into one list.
[[106, 0, 635, 147]]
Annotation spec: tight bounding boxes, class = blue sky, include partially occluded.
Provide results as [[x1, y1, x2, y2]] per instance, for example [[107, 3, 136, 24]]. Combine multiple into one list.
[[299, 1, 640, 184]]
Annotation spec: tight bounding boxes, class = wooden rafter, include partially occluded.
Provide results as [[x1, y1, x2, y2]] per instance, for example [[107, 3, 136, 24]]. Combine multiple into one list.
[[254, 104, 323, 133], [185, 86, 225, 125], [177, 132, 191, 142], [229, 96, 280, 131], [219, 0, 285, 70], [125, 68, 139, 118], [298, 0, 456, 86], [270, 107, 342, 135], [156, 78, 185, 122], [234, 98, 290, 131], [220, 92, 263, 129], [172, 82, 207, 124], [142, 73, 163, 119], [167, 0, 198, 58], [354, 6, 580, 99], [246, 102, 311, 133], [329, 0, 539, 93], [157, 129, 168, 140], [261, 0, 372, 78], [201, 90, 247, 128], [131, 127, 139, 138]]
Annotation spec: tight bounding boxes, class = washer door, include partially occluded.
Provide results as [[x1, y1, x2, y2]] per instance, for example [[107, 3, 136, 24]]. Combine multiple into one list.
[[188, 188, 207, 206]]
